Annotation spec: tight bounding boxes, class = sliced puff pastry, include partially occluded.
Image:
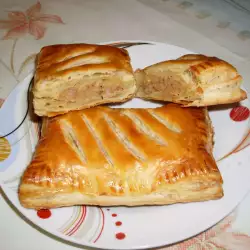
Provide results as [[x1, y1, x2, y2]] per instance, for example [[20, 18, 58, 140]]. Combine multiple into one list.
[[33, 43, 137, 117], [19, 104, 223, 209], [135, 54, 247, 106]]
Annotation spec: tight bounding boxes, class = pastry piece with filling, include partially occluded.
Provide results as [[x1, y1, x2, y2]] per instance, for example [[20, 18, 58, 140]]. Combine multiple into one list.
[[135, 54, 247, 106], [33, 43, 137, 117], [19, 103, 223, 209]]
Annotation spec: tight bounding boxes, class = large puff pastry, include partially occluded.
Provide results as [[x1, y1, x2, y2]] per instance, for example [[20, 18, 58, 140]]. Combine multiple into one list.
[[135, 54, 247, 106], [33, 43, 137, 117], [19, 104, 223, 209]]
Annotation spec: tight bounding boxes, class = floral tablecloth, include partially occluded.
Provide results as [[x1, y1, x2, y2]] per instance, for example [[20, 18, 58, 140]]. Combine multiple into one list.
[[1, 1, 250, 249]]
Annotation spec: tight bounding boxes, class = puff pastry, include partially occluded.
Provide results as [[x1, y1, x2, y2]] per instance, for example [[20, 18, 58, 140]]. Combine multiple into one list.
[[33, 43, 137, 117], [135, 54, 247, 106], [19, 104, 223, 209]]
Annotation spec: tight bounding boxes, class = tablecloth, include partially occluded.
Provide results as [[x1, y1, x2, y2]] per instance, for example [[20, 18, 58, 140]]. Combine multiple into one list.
[[1, 1, 250, 249]]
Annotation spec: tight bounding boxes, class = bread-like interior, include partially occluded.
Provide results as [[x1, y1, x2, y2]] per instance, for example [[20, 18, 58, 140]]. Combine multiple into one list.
[[33, 43, 137, 117], [135, 54, 247, 106], [19, 104, 223, 209]]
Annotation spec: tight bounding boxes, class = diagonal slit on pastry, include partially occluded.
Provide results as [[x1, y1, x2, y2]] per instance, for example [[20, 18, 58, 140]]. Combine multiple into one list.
[[18, 104, 223, 209], [135, 54, 247, 106], [32, 43, 137, 117]]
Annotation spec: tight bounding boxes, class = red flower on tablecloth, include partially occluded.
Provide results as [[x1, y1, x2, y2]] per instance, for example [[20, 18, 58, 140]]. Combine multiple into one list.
[[0, 1, 64, 40], [164, 213, 250, 250]]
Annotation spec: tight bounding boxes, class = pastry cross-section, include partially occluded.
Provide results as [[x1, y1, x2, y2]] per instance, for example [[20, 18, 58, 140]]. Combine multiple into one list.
[[33, 43, 137, 117], [135, 54, 247, 106], [19, 104, 223, 209]]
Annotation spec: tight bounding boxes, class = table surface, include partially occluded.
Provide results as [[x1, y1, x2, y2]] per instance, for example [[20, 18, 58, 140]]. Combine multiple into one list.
[[1, 1, 250, 249]]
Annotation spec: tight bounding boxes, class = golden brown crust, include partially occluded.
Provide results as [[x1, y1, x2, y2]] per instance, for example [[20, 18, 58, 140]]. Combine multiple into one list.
[[19, 104, 223, 209], [135, 54, 247, 107], [33, 43, 137, 117], [35, 43, 133, 79]]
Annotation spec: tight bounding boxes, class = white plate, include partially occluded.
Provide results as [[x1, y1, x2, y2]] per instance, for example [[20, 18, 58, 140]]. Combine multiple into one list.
[[0, 41, 250, 250]]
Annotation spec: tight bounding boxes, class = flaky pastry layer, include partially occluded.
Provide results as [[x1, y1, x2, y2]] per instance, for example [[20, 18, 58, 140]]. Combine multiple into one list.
[[33, 43, 137, 117], [135, 54, 247, 106], [19, 104, 223, 209]]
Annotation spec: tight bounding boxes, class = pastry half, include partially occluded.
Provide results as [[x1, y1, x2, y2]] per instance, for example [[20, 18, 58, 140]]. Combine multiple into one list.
[[19, 104, 223, 209], [135, 54, 247, 106], [33, 43, 137, 117]]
